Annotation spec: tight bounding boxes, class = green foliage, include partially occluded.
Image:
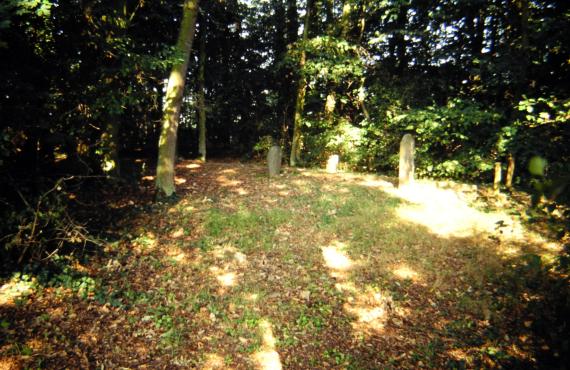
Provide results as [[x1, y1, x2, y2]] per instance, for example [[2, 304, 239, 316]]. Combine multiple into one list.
[[396, 99, 504, 179]]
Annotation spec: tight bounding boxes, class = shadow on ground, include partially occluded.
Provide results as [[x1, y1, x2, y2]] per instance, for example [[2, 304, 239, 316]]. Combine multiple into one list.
[[1, 159, 568, 369]]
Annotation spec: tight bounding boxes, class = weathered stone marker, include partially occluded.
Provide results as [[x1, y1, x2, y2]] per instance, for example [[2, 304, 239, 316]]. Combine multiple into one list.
[[267, 145, 282, 177], [398, 134, 415, 188], [326, 154, 339, 173]]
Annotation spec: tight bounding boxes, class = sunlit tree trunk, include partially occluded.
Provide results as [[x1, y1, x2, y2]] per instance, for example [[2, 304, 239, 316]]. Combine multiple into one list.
[[289, 0, 311, 167], [340, 0, 352, 39], [156, 0, 199, 197], [197, 30, 207, 162]]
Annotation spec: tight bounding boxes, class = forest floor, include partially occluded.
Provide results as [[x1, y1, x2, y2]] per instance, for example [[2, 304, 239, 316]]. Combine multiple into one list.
[[1, 159, 568, 369]]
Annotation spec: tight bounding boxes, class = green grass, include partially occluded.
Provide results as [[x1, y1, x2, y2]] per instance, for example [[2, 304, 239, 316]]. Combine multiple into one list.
[[4, 162, 567, 369]]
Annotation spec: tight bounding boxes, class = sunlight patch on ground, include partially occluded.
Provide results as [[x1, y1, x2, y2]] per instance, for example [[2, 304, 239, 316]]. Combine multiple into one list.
[[234, 251, 248, 264], [142, 175, 154, 181], [252, 319, 282, 370], [319, 240, 392, 334], [175, 176, 187, 185], [344, 289, 392, 333], [369, 182, 526, 242], [132, 232, 157, 252], [245, 293, 259, 302], [500, 246, 522, 256], [165, 245, 189, 264], [220, 168, 237, 174], [210, 266, 238, 288], [350, 173, 563, 254], [186, 163, 201, 169], [321, 242, 353, 272], [392, 264, 421, 282], [234, 187, 249, 195], [170, 227, 185, 238], [0, 278, 34, 306], [334, 281, 358, 294], [0, 358, 19, 370], [202, 353, 227, 369], [216, 175, 242, 187]]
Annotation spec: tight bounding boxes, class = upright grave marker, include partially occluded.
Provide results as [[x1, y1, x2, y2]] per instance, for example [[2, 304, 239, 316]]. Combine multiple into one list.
[[398, 134, 415, 188], [326, 154, 339, 173], [267, 145, 282, 177]]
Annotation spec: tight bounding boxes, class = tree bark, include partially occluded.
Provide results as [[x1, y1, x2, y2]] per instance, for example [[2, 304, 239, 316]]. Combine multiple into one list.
[[506, 154, 515, 189], [197, 29, 207, 162], [156, 0, 200, 197], [289, 0, 311, 167]]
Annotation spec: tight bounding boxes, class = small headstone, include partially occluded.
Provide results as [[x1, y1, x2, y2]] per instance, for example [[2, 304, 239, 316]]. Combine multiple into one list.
[[326, 154, 339, 173], [267, 145, 282, 177], [398, 134, 415, 188]]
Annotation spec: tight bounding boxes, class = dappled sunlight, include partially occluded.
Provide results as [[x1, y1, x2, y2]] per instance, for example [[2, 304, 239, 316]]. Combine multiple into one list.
[[202, 353, 228, 369], [217, 272, 236, 287], [216, 175, 243, 187], [252, 319, 283, 370], [142, 175, 155, 181], [500, 245, 522, 256], [394, 183, 497, 238], [175, 176, 187, 185], [344, 288, 394, 334], [0, 279, 34, 306], [320, 240, 395, 335], [234, 251, 248, 265], [235, 187, 249, 195], [210, 266, 238, 288], [165, 245, 190, 264], [170, 227, 185, 238], [321, 241, 354, 272], [334, 281, 358, 294], [220, 168, 237, 175], [245, 292, 259, 302], [132, 232, 158, 252], [373, 182, 518, 241], [186, 163, 201, 169], [392, 264, 421, 282]]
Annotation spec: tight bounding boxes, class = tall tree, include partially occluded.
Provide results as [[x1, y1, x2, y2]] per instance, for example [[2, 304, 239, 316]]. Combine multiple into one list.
[[289, 0, 311, 166], [197, 25, 207, 162], [156, 0, 200, 197]]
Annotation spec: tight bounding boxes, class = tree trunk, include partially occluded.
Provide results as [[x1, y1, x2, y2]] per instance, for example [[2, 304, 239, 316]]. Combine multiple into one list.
[[340, 1, 352, 39], [493, 161, 502, 192], [289, 0, 311, 167], [197, 30, 207, 162], [506, 154, 515, 189], [156, 0, 200, 197]]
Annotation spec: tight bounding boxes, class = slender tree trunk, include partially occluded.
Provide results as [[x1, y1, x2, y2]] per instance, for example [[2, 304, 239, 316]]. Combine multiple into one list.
[[290, 0, 311, 167], [340, 0, 352, 39], [506, 154, 515, 189], [156, 0, 200, 197], [197, 31, 207, 162]]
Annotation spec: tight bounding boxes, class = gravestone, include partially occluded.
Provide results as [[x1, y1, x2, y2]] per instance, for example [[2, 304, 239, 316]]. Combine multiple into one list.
[[398, 134, 415, 188], [267, 145, 282, 177], [326, 154, 339, 173]]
